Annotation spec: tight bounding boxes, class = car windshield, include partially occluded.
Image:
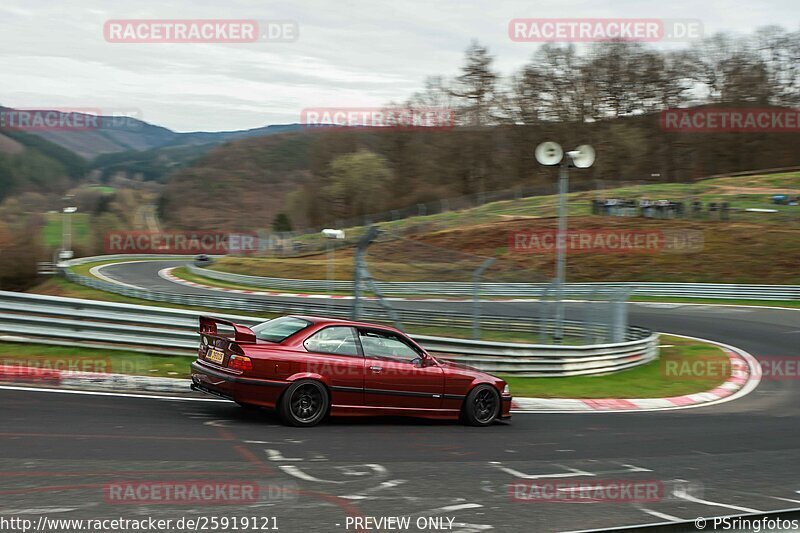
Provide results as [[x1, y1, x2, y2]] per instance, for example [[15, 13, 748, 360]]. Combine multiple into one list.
[[251, 316, 311, 343]]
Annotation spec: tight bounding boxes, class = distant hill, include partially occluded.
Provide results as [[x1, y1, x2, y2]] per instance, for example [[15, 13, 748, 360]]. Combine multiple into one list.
[[0, 105, 302, 159], [0, 126, 88, 201], [87, 125, 306, 183], [160, 132, 314, 230], [0, 132, 24, 155], [89, 143, 217, 183]]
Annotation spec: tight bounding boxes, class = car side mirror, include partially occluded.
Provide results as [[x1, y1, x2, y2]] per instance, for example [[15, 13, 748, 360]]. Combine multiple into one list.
[[419, 354, 436, 367]]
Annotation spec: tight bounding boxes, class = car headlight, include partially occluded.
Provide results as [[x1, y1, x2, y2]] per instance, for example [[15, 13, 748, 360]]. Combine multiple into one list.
[[503, 384, 510, 395]]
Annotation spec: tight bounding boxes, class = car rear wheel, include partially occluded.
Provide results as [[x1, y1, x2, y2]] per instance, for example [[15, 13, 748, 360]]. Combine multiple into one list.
[[462, 385, 500, 426], [279, 380, 329, 427]]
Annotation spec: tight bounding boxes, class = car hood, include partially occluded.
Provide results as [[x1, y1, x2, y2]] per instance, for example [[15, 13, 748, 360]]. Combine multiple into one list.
[[438, 360, 495, 380]]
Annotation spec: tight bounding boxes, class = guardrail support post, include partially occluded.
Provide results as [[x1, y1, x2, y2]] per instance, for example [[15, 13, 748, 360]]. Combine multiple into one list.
[[351, 227, 403, 331], [611, 288, 632, 343], [472, 258, 496, 339], [553, 163, 569, 342]]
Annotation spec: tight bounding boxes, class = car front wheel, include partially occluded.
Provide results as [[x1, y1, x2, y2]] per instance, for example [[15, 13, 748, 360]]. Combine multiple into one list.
[[279, 380, 329, 427], [462, 385, 500, 426]]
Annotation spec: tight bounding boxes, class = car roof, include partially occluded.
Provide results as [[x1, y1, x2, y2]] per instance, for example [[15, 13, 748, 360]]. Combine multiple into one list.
[[288, 315, 404, 333]]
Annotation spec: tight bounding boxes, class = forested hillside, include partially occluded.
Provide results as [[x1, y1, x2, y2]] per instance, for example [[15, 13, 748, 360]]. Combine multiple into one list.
[[159, 27, 800, 231]]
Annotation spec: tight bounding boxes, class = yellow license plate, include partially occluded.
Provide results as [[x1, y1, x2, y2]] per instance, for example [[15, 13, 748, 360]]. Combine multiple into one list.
[[206, 349, 225, 364]]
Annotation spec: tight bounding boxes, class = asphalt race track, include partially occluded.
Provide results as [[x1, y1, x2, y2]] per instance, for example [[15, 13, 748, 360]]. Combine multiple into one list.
[[3, 259, 799, 532]]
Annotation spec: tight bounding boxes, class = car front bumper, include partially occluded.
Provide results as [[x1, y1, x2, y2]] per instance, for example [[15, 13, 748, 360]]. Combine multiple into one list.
[[501, 395, 512, 419]]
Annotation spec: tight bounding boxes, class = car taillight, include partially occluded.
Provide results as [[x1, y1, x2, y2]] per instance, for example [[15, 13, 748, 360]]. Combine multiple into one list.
[[228, 355, 253, 372]]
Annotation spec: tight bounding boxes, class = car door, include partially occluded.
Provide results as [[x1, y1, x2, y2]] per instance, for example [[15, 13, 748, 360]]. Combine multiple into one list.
[[302, 326, 365, 407], [358, 328, 444, 409]]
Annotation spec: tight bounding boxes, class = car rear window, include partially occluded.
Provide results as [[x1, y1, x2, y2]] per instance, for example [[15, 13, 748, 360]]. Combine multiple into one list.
[[251, 316, 311, 343]]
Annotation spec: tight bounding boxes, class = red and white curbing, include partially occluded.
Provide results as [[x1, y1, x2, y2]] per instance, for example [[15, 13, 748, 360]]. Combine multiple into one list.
[[511, 341, 760, 413], [0, 339, 761, 412], [0, 365, 190, 394]]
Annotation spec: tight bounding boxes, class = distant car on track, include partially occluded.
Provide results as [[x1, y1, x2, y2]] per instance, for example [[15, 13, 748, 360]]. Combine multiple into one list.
[[191, 315, 511, 427], [194, 254, 213, 266]]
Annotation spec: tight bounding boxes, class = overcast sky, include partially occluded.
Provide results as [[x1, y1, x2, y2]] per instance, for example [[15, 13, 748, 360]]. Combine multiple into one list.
[[0, 0, 796, 132]]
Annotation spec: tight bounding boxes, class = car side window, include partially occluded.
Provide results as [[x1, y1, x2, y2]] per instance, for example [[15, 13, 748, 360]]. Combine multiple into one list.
[[358, 329, 421, 363], [304, 327, 360, 356]]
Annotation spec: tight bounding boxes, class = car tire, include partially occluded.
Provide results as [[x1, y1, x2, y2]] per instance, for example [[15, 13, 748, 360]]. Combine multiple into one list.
[[461, 385, 500, 427], [279, 380, 329, 427]]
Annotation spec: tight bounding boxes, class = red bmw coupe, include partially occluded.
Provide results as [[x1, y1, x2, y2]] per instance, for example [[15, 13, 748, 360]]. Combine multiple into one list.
[[191, 315, 512, 427]]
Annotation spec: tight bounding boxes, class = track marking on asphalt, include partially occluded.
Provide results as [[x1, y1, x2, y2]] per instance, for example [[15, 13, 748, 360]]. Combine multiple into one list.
[[0, 384, 227, 402], [338, 464, 387, 476], [279, 465, 341, 483], [0, 507, 79, 514], [419, 503, 483, 513], [489, 462, 651, 479], [203, 419, 231, 427], [621, 464, 653, 473], [265, 449, 303, 461], [638, 508, 682, 522], [341, 479, 406, 500], [411, 504, 493, 533], [450, 524, 493, 532], [770, 495, 800, 504], [488, 462, 594, 479], [279, 463, 388, 486], [672, 490, 762, 513]]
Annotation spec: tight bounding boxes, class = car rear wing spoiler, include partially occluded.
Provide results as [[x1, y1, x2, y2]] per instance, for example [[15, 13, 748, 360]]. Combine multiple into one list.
[[199, 316, 257, 344]]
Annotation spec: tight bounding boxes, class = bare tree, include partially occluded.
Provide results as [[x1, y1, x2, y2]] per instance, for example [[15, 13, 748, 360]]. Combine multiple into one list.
[[449, 41, 499, 126]]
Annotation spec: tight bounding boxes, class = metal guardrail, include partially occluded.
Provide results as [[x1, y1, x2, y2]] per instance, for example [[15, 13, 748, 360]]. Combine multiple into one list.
[[62, 267, 646, 344], [187, 264, 800, 300], [0, 291, 658, 377], [37, 262, 58, 275]]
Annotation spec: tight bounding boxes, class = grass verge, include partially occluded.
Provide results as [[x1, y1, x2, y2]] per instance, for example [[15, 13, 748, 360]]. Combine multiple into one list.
[[501, 335, 730, 398], [42, 212, 91, 248], [0, 342, 192, 378]]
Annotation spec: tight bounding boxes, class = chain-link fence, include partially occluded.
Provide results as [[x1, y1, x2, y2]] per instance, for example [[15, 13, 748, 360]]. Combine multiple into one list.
[[342, 228, 632, 345]]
